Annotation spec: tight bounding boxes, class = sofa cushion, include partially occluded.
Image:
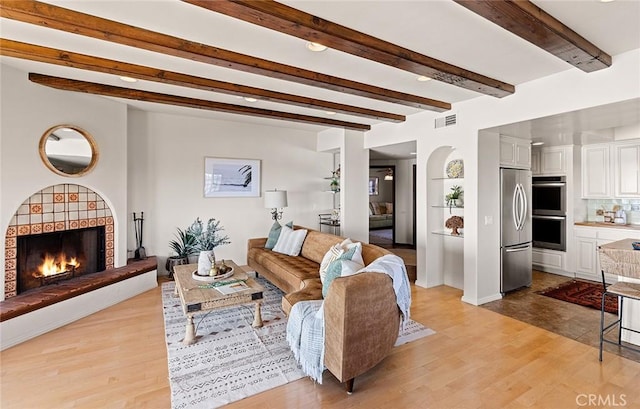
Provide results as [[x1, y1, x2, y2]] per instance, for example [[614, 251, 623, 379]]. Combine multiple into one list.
[[265, 220, 293, 249], [299, 230, 345, 264], [319, 238, 364, 284], [322, 243, 364, 298], [273, 225, 307, 256], [282, 279, 323, 315], [323, 258, 363, 298], [319, 242, 346, 284], [250, 247, 320, 292]]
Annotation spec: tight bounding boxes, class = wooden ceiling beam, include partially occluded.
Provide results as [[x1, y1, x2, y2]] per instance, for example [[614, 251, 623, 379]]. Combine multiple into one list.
[[454, 0, 611, 72], [1, 39, 404, 123], [0, 1, 450, 112], [184, 0, 515, 98], [28, 73, 371, 131]]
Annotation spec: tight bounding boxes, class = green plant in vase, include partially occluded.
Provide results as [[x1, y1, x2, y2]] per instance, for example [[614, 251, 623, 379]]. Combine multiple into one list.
[[330, 171, 340, 192], [187, 217, 231, 276], [445, 185, 463, 210]]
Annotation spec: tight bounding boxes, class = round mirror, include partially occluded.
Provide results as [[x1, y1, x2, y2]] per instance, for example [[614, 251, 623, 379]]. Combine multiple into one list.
[[39, 125, 98, 176]]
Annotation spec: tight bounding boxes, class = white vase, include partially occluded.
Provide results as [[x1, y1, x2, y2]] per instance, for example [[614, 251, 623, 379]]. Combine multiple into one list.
[[197, 250, 215, 276]]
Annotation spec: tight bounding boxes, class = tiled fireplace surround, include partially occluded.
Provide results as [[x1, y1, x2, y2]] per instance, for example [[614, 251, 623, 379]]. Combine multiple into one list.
[[4, 183, 115, 298]]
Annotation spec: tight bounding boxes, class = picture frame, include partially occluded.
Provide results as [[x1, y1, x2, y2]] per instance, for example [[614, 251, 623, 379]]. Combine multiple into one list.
[[204, 157, 261, 198], [368, 177, 379, 196]]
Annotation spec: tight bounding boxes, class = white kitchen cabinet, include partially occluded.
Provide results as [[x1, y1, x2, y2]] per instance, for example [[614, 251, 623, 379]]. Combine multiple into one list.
[[532, 248, 568, 276], [500, 136, 531, 169], [573, 226, 640, 282], [531, 149, 541, 175], [581, 144, 610, 198], [539, 146, 566, 175], [575, 237, 597, 276], [614, 141, 640, 197]]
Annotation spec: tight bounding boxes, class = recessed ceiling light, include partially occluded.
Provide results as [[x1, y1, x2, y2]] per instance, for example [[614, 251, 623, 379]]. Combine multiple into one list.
[[306, 42, 327, 52], [416, 75, 431, 82], [531, 141, 545, 146], [410, 152, 417, 155], [243, 97, 258, 102], [119, 76, 138, 83], [599, 0, 615, 3], [325, 111, 336, 115]]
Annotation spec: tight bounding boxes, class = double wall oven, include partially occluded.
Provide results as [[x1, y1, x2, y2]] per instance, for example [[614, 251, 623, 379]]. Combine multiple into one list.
[[532, 176, 566, 251]]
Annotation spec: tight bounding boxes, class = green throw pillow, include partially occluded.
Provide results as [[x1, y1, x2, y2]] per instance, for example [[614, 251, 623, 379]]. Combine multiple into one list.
[[265, 221, 293, 249]]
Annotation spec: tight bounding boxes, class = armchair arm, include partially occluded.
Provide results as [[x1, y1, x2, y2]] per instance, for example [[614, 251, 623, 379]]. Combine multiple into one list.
[[323, 272, 400, 384]]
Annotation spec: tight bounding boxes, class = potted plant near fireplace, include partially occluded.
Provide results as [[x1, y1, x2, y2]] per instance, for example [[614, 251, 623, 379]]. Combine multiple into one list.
[[166, 227, 197, 280]]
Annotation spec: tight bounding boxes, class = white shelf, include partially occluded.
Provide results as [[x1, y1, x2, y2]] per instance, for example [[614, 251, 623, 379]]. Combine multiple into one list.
[[431, 205, 464, 209], [431, 230, 464, 238]]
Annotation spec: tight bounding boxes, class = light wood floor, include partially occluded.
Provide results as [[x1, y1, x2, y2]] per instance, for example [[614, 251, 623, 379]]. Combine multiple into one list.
[[2, 277, 640, 409]]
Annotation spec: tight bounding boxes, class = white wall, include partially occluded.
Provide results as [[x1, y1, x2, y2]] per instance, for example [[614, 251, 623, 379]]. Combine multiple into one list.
[[127, 111, 334, 273], [0, 65, 159, 348], [0, 64, 129, 299], [366, 49, 640, 305]]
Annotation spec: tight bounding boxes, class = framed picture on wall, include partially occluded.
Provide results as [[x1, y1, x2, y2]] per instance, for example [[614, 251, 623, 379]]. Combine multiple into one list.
[[368, 177, 379, 196], [204, 157, 261, 197]]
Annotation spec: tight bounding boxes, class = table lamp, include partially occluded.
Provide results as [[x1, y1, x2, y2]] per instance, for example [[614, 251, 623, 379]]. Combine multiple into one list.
[[264, 189, 288, 221]]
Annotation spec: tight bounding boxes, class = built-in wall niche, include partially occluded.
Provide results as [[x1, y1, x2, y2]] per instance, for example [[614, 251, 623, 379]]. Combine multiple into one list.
[[426, 147, 464, 290]]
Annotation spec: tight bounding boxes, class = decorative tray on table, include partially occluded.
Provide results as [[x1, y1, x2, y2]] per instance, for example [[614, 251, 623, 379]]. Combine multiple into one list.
[[192, 268, 234, 282]]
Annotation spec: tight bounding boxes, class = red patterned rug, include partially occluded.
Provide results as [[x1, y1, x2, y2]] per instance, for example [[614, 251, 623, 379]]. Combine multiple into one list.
[[538, 280, 618, 314]]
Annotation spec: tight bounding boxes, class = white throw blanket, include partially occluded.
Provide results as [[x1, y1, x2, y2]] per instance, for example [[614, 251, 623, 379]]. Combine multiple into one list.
[[286, 300, 325, 383], [286, 254, 412, 383], [356, 254, 412, 328]]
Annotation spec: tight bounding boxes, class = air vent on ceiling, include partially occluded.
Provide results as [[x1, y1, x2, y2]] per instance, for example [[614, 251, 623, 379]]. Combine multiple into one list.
[[435, 113, 457, 129]]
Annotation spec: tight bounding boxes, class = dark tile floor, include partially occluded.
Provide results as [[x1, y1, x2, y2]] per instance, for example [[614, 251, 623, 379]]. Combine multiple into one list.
[[481, 270, 640, 363]]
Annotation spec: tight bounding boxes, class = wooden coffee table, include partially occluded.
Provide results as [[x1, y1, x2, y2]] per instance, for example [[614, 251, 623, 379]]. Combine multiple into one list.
[[172, 261, 264, 345]]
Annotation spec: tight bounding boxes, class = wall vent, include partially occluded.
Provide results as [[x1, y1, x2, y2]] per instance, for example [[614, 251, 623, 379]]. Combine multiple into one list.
[[435, 113, 457, 129]]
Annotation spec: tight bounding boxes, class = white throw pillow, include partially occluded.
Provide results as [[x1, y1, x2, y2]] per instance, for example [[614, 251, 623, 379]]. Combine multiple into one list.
[[319, 243, 346, 284], [272, 225, 308, 256], [319, 238, 364, 284]]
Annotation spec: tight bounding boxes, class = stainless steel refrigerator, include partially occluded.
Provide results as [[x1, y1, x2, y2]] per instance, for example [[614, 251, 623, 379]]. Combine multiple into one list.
[[500, 168, 532, 294]]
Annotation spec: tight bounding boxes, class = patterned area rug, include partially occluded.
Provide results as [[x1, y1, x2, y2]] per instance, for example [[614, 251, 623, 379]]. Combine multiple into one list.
[[162, 276, 434, 408], [538, 279, 618, 314]]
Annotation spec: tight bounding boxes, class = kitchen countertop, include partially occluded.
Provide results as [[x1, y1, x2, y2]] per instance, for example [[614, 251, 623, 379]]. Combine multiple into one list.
[[575, 221, 640, 231]]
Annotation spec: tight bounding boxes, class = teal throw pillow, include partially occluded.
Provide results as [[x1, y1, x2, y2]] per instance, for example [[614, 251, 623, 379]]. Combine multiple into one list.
[[265, 221, 293, 249], [322, 244, 364, 298]]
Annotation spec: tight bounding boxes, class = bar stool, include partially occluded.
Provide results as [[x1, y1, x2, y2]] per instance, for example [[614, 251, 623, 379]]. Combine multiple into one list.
[[598, 239, 640, 361]]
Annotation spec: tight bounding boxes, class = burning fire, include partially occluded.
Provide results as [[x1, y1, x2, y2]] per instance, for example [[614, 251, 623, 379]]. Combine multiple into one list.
[[37, 253, 80, 277]]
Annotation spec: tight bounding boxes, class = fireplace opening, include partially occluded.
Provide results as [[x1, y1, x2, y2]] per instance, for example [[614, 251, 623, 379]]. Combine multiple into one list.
[[17, 226, 106, 294]]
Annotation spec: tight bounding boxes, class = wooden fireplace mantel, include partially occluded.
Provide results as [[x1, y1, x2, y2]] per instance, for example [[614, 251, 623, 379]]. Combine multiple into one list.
[[0, 257, 157, 322]]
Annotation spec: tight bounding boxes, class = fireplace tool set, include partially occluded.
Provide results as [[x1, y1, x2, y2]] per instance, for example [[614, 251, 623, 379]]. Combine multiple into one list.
[[133, 211, 147, 260]]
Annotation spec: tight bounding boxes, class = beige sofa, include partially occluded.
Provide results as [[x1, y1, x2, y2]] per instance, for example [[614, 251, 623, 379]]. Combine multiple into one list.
[[369, 202, 393, 229], [247, 227, 401, 392]]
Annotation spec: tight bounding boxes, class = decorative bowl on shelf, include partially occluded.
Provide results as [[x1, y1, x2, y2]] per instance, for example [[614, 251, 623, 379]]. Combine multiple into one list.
[[632, 242, 640, 250], [446, 159, 464, 178]]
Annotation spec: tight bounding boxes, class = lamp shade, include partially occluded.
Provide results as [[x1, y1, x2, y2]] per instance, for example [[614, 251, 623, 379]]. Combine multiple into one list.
[[264, 190, 288, 209]]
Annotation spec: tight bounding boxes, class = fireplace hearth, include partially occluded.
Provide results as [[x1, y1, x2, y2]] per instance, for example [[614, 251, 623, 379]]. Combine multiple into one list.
[[17, 226, 106, 294]]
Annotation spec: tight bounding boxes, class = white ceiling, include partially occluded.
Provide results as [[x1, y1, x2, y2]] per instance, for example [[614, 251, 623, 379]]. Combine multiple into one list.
[[2, 0, 639, 157]]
